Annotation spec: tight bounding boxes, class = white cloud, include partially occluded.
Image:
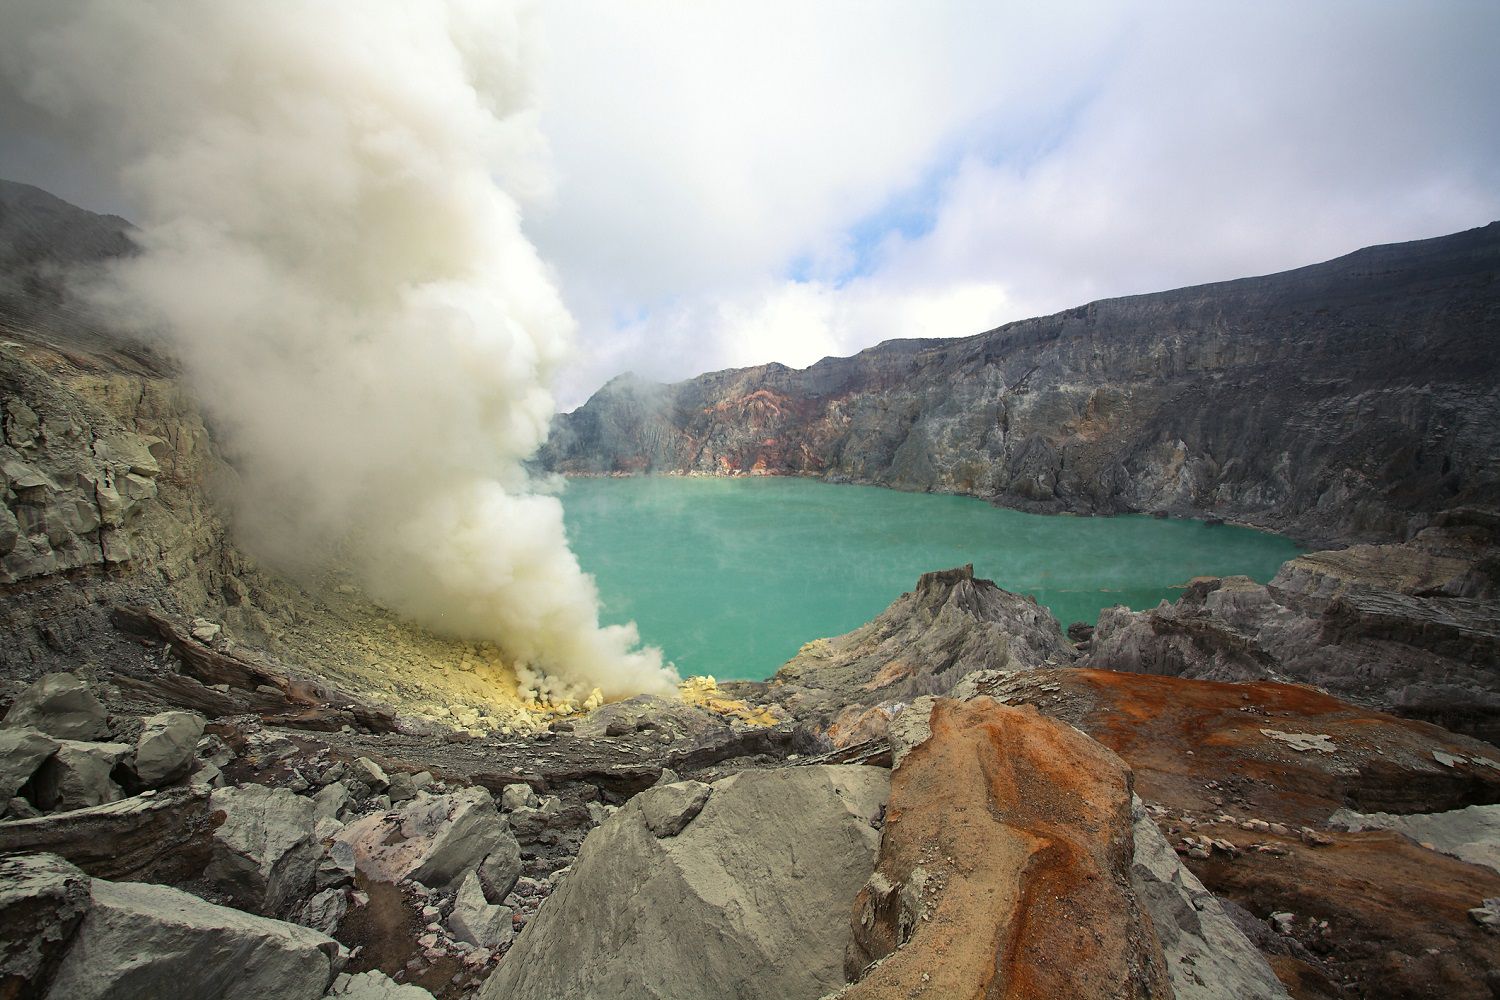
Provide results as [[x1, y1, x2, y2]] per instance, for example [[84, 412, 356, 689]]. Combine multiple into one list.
[[0, 1, 1495, 412], [528, 1, 1500, 407]]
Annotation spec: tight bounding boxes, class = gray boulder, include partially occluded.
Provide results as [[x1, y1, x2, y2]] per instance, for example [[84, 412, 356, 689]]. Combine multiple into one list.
[[2, 673, 109, 740], [1330, 803, 1500, 874], [1130, 799, 1290, 1000], [447, 869, 512, 950], [481, 765, 889, 1000], [206, 783, 322, 915], [335, 786, 504, 887], [0, 727, 58, 799], [499, 782, 537, 811], [507, 795, 565, 841], [0, 852, 91, 994], [134, 711, 206, 788], [349, 757, 388, 792], [386, 772, 418, 804], [325, 970, 435, 998], [29, 740, 130, 811], [45, 877, 341, 1000], [312, 781, 352, 821], [297, 887, 350, 935]]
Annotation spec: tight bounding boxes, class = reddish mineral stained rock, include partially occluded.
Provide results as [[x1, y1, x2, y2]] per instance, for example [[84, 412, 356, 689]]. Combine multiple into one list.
[[840, 697, 1169, 999]]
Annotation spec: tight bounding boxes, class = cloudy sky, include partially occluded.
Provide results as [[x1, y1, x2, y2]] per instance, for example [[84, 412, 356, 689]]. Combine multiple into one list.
[[5, 1, 1499, 409]]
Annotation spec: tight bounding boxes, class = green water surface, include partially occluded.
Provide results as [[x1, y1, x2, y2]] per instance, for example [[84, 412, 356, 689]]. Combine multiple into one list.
[[559, 476, 1301, 680]]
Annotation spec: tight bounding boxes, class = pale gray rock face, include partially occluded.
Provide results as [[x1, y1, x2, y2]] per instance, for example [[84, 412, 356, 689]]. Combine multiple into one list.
[[44, 877, 340, 1000], [475, 834, 522, 904], [29, 740, 130, 811], [335, 786, 504, 887], [1330, 804, 1500, 874], [133, 710, 206, 788], [325, 970, 435, 999], [206, 783, 322, 915], [447, 869, 513, 950], [1130, 799, 1290, 1000], [0, 852, 92, 994], [2, 673, 109, 741], [886, 695, 937, 768], [0, 727, 58, 799], [482, 765, 889, 1000]]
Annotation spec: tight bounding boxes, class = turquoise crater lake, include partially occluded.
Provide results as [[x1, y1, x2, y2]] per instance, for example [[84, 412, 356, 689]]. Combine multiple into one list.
[[559, 476, 1302, 681]]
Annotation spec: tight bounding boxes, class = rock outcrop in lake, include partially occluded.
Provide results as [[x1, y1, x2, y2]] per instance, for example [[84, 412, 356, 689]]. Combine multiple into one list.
[[757, 564, 1073, 744], [542, 222, 1500, 547]]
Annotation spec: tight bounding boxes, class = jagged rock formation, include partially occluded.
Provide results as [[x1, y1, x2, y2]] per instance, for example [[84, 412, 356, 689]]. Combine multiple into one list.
[[754, 564, 1073, 745], [543, 222, 1500, 546]]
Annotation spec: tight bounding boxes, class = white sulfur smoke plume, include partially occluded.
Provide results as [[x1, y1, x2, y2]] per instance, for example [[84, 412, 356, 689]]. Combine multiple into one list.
[[0, 0, 678, 700]]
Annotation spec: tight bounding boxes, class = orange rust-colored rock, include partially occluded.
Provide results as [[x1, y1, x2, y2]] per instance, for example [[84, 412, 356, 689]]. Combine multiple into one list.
[[839, 697, 1169, 999], [964, 669, 1500, 998]]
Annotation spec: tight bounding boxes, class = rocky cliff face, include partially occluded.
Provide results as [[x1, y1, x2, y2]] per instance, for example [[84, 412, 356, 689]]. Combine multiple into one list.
[[0, 179, 542, 732], [543, 223, 1500, 546]]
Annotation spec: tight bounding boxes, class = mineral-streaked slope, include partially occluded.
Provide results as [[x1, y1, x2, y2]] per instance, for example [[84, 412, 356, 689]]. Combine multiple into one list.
[[542, 222, 1500, 546]]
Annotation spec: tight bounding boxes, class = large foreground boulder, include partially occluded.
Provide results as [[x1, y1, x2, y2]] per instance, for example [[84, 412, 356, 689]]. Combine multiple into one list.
[[45, 876, 341, 1000], [838, 698, 1169, 999], [482, 765, 889, 1000], [1, 673, 109, 741]]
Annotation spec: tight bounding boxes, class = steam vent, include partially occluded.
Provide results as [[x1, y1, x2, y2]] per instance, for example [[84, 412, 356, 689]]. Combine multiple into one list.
[[1, 3, 1498, 998]]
